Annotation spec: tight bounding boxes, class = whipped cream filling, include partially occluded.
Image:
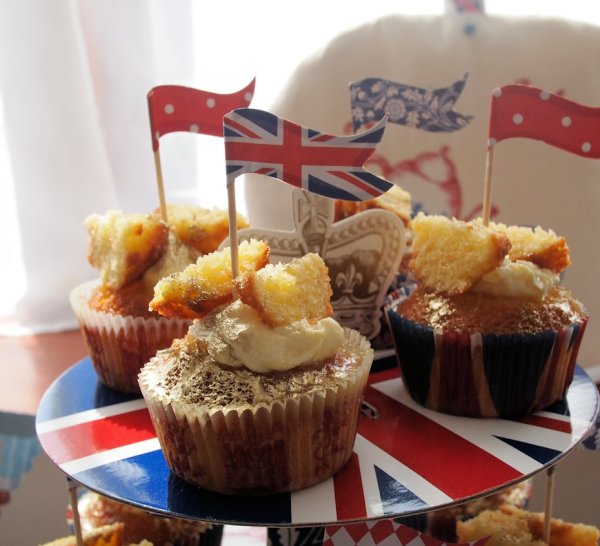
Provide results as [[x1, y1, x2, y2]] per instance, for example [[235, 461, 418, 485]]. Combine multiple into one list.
[[471, 259, 558, 299], [193, 300, 345, 373]]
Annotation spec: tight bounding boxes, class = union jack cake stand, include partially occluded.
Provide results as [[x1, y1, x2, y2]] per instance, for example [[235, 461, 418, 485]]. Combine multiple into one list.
[[36, 357, 599, 527]]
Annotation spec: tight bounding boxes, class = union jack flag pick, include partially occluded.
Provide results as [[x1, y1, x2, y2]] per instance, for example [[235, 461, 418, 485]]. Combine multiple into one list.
[[147, 78, 255, 151], [349, 73, 473, 133], [488, 84, 600, 157], [224, 108, 393, 201]]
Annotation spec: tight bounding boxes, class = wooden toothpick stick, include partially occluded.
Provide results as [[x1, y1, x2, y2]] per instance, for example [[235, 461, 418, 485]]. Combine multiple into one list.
[[482, 144, 495, 226], [543, 465, 556, 544], [227, 182, 240, 299], [153, 149, 169, 223]]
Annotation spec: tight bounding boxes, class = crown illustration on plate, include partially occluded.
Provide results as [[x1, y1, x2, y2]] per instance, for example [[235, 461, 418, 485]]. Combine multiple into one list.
[[234, 189, 406, 340]]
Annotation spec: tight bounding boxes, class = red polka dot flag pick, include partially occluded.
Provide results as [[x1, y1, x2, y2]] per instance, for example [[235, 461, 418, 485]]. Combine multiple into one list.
[[487, 84, 600, 157], [146, 78, 255, 223], [147, 78, 255, 151]]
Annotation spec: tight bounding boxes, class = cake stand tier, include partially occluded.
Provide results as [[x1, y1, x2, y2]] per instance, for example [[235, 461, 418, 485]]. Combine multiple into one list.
[[36, 358, 598, 527]]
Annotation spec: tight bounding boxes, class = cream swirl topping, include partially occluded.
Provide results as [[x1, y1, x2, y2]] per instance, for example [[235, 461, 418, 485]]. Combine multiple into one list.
[[194, 300, 345, 373], [471, 259, 558, 299]]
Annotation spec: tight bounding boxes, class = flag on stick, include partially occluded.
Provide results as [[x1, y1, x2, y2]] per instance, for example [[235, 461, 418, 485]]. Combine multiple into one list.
[[224, 108, 392, 201], [147, 78, 255, 150], [349, 73, 473, 132], [223, 107, 392, 279], [146, 78, 255, 221], [488, 84, 600, 156], [483, 84, 600, 224]]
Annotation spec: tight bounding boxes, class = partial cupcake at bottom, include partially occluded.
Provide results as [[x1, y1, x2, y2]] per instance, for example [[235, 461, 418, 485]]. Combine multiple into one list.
[[427, 480, 533, 541], [139, 241, 374, 495], [74, 490, 222, 546], [385, 213, 587, 418], [456, 504, 600, 546]]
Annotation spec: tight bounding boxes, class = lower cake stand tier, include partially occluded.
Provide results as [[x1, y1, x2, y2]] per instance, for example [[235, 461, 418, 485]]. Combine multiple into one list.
[[36, 358, 599, 527]]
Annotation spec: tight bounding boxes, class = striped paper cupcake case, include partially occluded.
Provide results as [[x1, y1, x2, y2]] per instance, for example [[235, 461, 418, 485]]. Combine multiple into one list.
[[385, 293, 587, 418]]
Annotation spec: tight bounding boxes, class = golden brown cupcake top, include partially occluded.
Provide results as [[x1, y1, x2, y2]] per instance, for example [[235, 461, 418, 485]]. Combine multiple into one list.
[[398, 285, 585, 334], [152, 331, 366, 408]]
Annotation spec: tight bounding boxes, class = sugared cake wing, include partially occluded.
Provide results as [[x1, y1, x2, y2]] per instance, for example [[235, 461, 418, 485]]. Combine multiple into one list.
[[334, 184, 412, 226], [164, 203, 249, 255], [409, 213, 510, 294], [236, 252, 333, 327], [491, 221, 571, 273], [85, 210, 168, 289], [149, 238, 269, 318]]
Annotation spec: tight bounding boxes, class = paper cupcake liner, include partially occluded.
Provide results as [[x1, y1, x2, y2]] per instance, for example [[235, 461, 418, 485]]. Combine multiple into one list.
[[385, 291, 587, 418], [139, 329, 373, 495], [70, 280, 192, 394]]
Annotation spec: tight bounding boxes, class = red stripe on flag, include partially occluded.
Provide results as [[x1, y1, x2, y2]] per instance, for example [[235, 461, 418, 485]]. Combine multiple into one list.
[[224, 116, 262, 139], [38, 409, 156, 464], [328, 170, 381, 197], [333, 453, 367, 521], [359, 385, 522, 499]]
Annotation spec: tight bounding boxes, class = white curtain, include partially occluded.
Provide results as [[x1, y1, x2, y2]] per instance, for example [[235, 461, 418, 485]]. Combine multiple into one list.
[[3, 0, 600, 337], [0, 0, 196, 334]]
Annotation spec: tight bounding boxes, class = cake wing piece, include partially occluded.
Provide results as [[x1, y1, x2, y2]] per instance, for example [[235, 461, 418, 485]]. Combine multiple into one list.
[[85, 210, 169, 290], [237, 252, 333, 327], [490, 221, 570, 273], [149, 239, 269, 319], [409, 213, 510, 295]]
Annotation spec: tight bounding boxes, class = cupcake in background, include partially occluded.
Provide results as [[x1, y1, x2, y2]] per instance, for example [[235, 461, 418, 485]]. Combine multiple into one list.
[[74, 490, 222, 546], [385, 213, 587, 418], [140, 241, 374, 495], [70, 205, 248, 394], [427, 480, 533, 541], [456, 504, 600, 545]]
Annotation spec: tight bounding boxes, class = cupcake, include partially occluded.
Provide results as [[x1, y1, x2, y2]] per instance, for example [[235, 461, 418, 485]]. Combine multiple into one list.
[[427, 480, 533, 541], [385, 213, 587, 418], [70, 206, 248, 394], [76, 490, 222, 546], [456, 504, 600, 545], [139, 242, 374, 495]]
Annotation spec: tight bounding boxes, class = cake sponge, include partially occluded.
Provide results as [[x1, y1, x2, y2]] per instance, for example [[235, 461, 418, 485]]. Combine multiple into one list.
[[409, 213, 510, 295], [163, 203, 249, 255], [150, 239, 269, 318], [85, 210, 169, 289], [237, 252, 333, 327]]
